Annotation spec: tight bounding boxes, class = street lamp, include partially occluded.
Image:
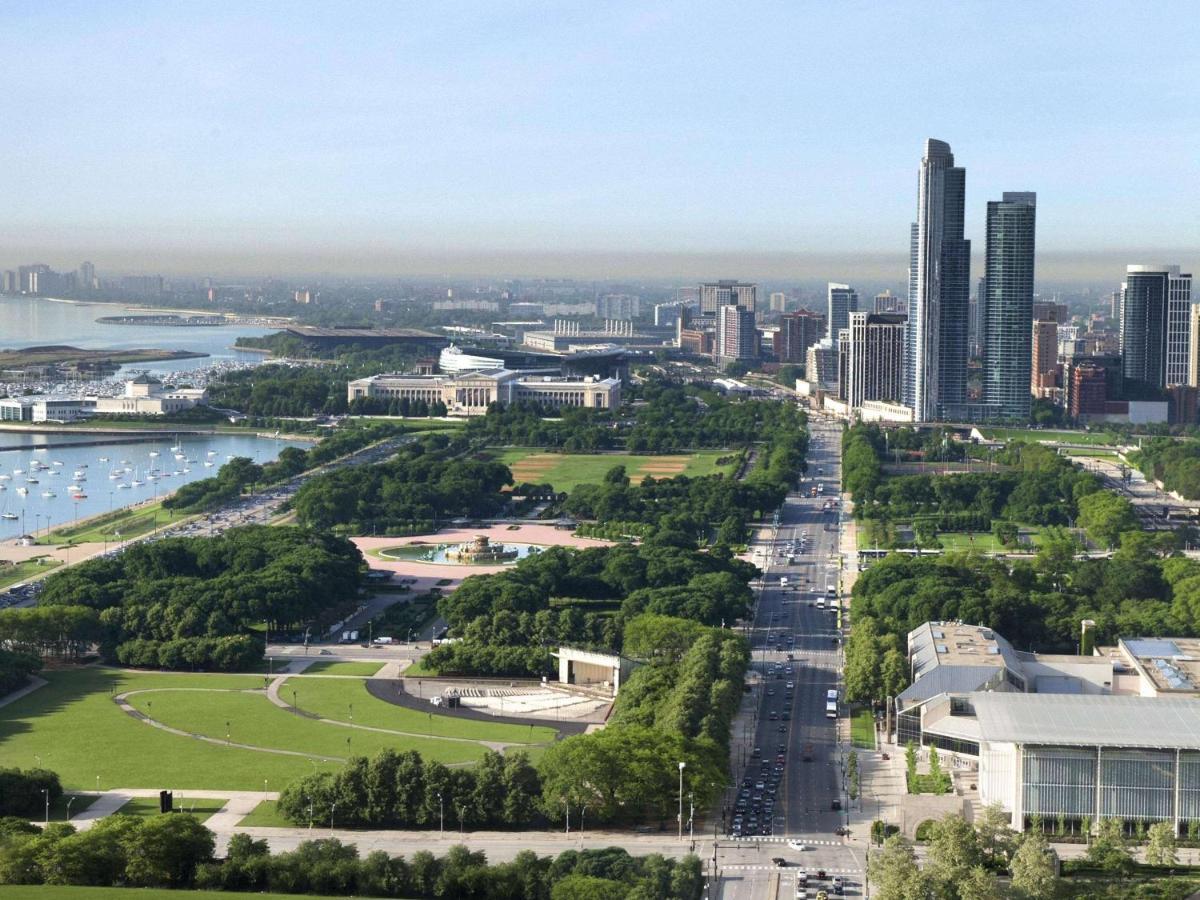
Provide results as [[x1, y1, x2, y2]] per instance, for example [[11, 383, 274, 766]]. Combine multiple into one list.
[[438, 792, 444, 834], [42, 788, 49, 825], [330, 802, 337, 834], [677, 761, 686, 841], [66, 796, 76, 821]]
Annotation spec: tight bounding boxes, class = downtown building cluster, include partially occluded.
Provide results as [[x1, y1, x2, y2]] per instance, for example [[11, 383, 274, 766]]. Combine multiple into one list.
[[788, 139, 1194, 426]]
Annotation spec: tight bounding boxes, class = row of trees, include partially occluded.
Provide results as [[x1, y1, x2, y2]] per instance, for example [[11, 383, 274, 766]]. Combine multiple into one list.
[[164, 420, 406, 514], [291, 436, 513, 532], [278, 749, 540, 830], [1129, 436, 1200, 500], [847, 530, 1200, 702], [0, 768, 61, 818], [0, 813, 703, 899], [33, 526, 363, 668]]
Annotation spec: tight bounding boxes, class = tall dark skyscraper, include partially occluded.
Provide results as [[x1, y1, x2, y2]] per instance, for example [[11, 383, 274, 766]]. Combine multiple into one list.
[[1119, 265, 1193, 389], [981, 192, 1037, 420], [826, 283, 859, 341], [903, 139, 970, 421]]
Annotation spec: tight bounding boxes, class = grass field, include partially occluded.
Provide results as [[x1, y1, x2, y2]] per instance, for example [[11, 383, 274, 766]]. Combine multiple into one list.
[[857, 526, 1048, 553], [237, 798, 293, 827], [1062, 448, 1122, 460], [490, 448, 737, 492], [117, 796, 227, 822], [0, 668, 531, 791], [282, 676, 556, 744], [298, 661, 384, 676], [850, 708, 876, 749], [39, 499, 186, 545], [0, 888, 320, 900], [978, 427, 1120, 446], [124, 688, 488, 766], [0, 557, 61, 589]]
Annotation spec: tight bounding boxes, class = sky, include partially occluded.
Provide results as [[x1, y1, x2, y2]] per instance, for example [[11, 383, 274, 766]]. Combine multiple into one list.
[[1, 1, 1197, 281]]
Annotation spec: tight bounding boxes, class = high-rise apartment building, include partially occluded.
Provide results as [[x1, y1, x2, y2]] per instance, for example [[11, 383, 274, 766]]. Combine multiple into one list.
[[843, 312, 907, 408], [769, 291, 787, 312], [1032, 320, 1058, 394], [969, 276, 985, 356], [77, 261, 96, 291], [1119, 265, 1193, 389], [806, 340, 838, 391], [981, 192, 1037, 420], [873, 290, 905, 314], [715, 304, 757, 363], [1032, 300, 1068, 323], [904, 139, 971, 421], [595, 294, 640, 319], [827, 283, 859, 341], [776, 310, 825, 363], [1189, 303, 1200, 389], [699, 280, 756, 314]]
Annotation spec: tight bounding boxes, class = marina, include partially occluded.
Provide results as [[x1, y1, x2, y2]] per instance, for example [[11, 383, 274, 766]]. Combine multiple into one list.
[[0, 430, 309, 541]]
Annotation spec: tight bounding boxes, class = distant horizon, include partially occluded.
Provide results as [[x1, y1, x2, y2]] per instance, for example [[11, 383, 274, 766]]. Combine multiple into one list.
[[1, 247, 1196, 292]]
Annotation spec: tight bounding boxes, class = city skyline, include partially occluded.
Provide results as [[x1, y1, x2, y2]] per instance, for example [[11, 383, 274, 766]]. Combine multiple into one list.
[[1, 3, 1197, 278]]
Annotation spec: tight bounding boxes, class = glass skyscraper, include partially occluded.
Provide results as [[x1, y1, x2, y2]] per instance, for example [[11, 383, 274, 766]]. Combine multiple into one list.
[[904, 139, 971, 421], [1120, 265, 1193, 390], [982, 192, 1037, 420]]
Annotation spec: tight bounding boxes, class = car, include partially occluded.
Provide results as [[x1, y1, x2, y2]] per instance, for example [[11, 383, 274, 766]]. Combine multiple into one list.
[[787, 839, 809, 851], [778, 724, 787, 732], [772, 857, 787, 867], [831, 799, 842, 811]]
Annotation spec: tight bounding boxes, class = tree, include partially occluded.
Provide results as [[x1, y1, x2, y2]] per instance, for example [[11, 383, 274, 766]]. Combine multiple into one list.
[[121, 813, 215, 887], [973, 803, 1016, 866], [958, 865, 999, 900], [1145, 820, 1178, 867], [1077, 491, 1137, 549], [1085, 818, 1133, 874], [925, 813, 982, 897], [1009, 831, 1057, 900], [991, 519, 1019, 549], [1034, 526, 1079, 589], [868, 835, 926, 900]]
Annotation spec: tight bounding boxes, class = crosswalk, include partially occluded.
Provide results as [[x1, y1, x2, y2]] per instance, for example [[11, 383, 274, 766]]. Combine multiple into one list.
[[722, 864, 863, 874], [728, 836, 842, 846]]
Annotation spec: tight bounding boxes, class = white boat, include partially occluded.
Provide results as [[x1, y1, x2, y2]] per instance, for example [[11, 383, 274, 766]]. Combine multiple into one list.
[[68, 484, 82, 492], [41, 490, 55, 498], [73, 470, 86, 479], [182, 468, 191, 474], [108, 472, 120, 480], [203, 461, 214, 467], [0, 484, 5, 491], [99, 456, 109, 462], [1, 513, 18, 520], [149, 451, 160, 458], [25, 477, 38, 484], [206, 450, 217, 456], [0, 474, 9, 481], [12, 469, 23, 475], [120, 459, 130, 465], [131, 479, 144, 487], [33, 447, 47, 453], [16, 487, 28, 496], [52, 460, 64, 467], [117, 483, 131, 490], [173, 453, 186, 461]]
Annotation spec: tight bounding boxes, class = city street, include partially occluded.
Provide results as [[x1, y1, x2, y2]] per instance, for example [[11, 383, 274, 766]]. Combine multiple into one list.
[[717, 413, 862, 898]]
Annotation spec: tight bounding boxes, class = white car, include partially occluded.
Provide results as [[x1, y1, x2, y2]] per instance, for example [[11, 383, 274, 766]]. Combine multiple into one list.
[[787, 839, 809, 851]]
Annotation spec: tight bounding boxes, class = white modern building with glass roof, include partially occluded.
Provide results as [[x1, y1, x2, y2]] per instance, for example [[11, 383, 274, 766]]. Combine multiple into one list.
[[897, 622, 1200, 832]]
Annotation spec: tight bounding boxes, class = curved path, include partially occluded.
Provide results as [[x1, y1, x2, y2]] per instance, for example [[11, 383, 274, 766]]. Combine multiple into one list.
[[262, 676, 520, 752]]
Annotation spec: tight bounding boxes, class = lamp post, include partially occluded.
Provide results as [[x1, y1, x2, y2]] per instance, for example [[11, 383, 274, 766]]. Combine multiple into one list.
[[438, 792, 444, 834], [42, 789, 49, 825], [330, 802, 337, 834], [66, 796, 76, 822], [305, 796, 314, 829], [677, 761, 686, 841]]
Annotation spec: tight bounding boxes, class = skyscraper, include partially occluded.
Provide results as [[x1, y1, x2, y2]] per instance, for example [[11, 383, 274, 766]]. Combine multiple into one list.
[[873, 290, 905, 314], [844, 312, 907, 408], [903, 139, 971, 421], [776, 310, 825, 363], [981, 192, 1037, 420], [1031, 319, 1058, 395], [769, 291, 787, 312], [827, 283, 858, 341], [78, 261, 95, 291], [1119, 265, 1193, 389], [716, 304, 757, 363], [700, 280, 756, 314]]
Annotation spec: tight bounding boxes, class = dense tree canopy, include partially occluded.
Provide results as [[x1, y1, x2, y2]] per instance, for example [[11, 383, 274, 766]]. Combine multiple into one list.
[[35, 526, 363, 669]]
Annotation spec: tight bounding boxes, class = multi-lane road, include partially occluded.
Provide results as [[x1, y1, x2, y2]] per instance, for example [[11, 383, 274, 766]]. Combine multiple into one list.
[[717, 414, 864, 899]]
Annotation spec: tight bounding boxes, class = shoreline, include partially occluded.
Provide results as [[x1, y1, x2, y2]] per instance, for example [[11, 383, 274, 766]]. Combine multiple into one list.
[[2, 293, 294, 326]]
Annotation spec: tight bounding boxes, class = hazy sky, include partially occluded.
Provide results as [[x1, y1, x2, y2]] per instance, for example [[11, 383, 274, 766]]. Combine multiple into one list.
[[2, 1, 1197, 279]]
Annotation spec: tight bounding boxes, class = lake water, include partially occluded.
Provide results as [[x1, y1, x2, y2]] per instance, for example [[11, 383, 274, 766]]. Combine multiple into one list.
[[0, 295, 273, 375], [0, 431, 308, 541]]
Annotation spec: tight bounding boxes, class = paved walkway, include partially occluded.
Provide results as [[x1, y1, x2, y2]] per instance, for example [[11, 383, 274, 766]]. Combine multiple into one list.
[[0, 675, 46, 709], [262, 675, 513, 752]]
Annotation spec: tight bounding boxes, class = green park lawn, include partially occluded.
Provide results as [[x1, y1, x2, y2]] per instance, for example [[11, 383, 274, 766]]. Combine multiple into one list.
[[0, 557, 61, 589], [0, 888, 320, 900], [123, 687, 487, 766], [281, 676, 556, 745], [0, 668, 518, 791], [490, 448, 737, 492], [978, 427, 1119, 446], [236, 798, 293, 828], [850, 708, 876, 749], [297, 660, 384, 676], [116, 796, 227, 822], [39, 499, 188, 545]]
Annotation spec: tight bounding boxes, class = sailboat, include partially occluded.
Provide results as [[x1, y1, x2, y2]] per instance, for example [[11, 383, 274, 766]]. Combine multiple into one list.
[[15, 487, 28, 496], [1, 497, 17, 520]]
